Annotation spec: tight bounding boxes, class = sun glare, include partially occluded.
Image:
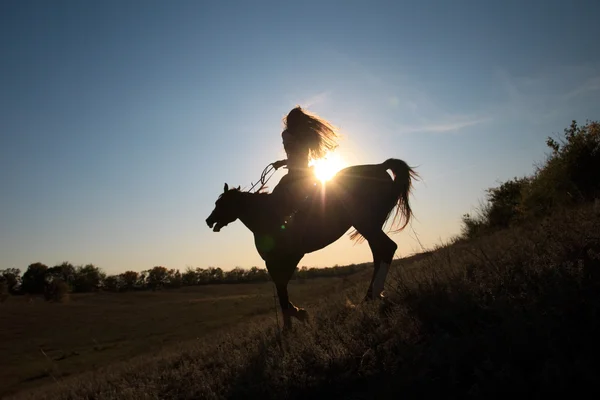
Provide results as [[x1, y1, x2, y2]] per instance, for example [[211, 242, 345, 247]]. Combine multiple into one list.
[[310, 152, 347, 183]]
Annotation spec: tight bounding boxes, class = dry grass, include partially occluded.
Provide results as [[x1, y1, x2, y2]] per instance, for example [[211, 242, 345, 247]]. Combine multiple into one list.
[[5, 203, 600, 399], [0, 274, 365, 398]]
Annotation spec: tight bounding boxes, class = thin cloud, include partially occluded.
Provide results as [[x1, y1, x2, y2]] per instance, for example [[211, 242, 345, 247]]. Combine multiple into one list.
[[285, 91, 331, 113], [422, 163, 478, 184], [300, 91, 331, 108], [564, 76, 600, 100], [492, 64, 600, 123], [396, 116, 492, 134]]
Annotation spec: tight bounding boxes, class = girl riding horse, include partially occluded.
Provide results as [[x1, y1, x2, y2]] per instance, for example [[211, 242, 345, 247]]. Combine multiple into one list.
[[271, 106, 339, 220]]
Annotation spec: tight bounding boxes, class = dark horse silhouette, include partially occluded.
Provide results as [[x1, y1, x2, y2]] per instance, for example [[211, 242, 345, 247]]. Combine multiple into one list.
[[206, 158, 418, 330]]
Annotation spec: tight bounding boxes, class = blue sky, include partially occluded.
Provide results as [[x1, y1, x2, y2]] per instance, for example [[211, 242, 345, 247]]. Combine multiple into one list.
[[1, 0, 599, 275]]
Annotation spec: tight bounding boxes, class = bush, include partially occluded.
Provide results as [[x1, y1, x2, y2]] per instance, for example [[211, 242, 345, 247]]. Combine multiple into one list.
[[521, 120, 600, 216], [460, 200, 492, 239], [461, 120, 600, 238], [44, 279, 70, 303]]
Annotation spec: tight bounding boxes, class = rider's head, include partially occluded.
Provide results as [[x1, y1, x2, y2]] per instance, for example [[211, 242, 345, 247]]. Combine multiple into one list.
[[282, 106, 339, 160]]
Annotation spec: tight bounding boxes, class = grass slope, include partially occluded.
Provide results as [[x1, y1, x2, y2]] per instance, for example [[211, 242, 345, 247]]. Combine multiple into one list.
[[0, 274, 363, 398], [7, 203, 600, 399]]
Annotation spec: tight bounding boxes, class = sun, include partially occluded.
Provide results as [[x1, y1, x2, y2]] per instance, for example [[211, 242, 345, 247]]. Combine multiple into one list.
[[309, 152, 347, 183]]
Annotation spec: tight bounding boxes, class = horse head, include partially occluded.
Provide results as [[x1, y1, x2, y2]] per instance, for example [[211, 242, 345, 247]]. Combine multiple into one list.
[[206, 183, 242, 232]]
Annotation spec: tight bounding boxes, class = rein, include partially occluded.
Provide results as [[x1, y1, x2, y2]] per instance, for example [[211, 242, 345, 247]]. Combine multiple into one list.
[[249, 162, 278, 193]]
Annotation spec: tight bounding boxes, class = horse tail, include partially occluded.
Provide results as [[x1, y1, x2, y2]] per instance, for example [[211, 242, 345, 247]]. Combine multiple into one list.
[[348, 158, 419, 242], [382, 158, 419, 233]]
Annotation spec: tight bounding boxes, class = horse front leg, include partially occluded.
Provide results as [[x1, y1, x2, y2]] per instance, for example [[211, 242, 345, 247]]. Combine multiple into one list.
[[275, 282, 296, 330], [267, 256, 307, 331]]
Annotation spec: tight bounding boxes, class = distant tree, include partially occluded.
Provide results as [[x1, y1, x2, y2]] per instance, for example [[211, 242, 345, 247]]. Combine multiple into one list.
[[196, 268, 210, 284], [147, 266, 169, 290], [225, 267, 247, 283], [44, 278, 69, 302], [137, 271, 148, 288], [103, 275, 122, 292], [21, 262, 48, 294], [246, 266, 269, 282], [0, 268, 22, 294], [206, 267, 224, 283], [72, 264, 105, 292], [120, 271, 139, 290], [182, 267, 199, 286], [46, 262, 76, 288], [166, 269, 182, 288]]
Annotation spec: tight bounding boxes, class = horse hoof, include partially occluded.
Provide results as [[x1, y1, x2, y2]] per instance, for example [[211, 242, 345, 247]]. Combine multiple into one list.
[[363, 293, 385, 302], [296, 308, 309, 322]]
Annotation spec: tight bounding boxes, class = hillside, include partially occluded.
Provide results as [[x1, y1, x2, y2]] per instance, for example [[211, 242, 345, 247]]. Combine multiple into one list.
[[8, 201, 600, 399], [0, 273, 366, 398], [4, 119, 600, 399]]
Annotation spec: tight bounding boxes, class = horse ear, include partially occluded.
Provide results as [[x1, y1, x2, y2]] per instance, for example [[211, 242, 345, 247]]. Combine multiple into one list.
[[237, 185, 241, 190], [224, 183, 229, 192]]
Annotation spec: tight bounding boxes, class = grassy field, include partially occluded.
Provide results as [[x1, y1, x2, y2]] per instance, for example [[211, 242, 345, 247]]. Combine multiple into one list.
[[0, 272, 369, 398], [4, 203, 600, 399]]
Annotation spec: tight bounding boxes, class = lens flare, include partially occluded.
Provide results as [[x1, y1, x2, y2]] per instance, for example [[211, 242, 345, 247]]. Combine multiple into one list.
[[309, 152, 347, 183]]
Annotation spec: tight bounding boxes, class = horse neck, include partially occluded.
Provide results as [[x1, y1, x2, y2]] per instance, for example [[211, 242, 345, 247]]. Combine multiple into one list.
[[235, 191, 270, 233]]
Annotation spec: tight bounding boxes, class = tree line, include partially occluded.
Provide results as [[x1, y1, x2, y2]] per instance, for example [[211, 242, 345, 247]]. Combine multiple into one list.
[[0, 261, 368, 301]]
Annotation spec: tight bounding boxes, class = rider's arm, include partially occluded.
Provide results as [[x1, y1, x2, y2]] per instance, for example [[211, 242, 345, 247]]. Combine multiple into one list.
[[272, 159, 288, 170]]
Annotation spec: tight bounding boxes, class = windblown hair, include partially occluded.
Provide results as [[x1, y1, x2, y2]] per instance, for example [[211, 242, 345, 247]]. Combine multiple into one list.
[[282, 106, 339, 159]]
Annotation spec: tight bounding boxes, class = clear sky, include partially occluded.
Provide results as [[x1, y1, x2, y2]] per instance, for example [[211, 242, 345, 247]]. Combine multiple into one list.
[[1, 0, 599, 275]]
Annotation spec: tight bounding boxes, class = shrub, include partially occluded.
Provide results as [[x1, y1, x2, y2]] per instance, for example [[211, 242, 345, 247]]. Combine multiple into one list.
[[44, 279, 70, 303], [521, 120, 600, 216], [461, 120, 600, 238]]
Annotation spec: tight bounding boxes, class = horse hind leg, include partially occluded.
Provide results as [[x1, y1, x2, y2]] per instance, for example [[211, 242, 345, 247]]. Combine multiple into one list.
[[364, 253, 381, 301], [363, 230, 398, 300]]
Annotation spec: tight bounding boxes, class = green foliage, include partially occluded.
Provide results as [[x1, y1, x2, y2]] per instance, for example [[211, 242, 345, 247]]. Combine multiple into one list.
[[486, 177, 531, 227], [46, 262, 76, 289], [102, 275, 122, 292], [21, 262, 48, 294], [0, 268, 21, 295], [145, 266, 169, 290], [121, 270, 139, 290], [461, 120, 600, 237], [521, 120, 600, 216], [2, 262, 368, 297], [460, 204, 491, 239], [44, 279, 70, 303], [72, 264, 105, 293]]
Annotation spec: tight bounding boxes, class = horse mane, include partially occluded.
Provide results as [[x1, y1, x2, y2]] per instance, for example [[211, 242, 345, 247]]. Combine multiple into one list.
[[220, 187, 271, 199]]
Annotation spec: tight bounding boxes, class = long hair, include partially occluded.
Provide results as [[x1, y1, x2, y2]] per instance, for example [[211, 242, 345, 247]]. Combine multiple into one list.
[[282, 106, 339, 160]]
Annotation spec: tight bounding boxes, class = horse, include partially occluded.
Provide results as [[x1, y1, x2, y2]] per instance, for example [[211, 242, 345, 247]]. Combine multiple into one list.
[[205, 158, 419, 330]]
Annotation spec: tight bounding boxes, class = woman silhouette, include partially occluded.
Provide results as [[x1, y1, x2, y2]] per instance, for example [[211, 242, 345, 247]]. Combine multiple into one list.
[[271, 106, 339, 220]]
